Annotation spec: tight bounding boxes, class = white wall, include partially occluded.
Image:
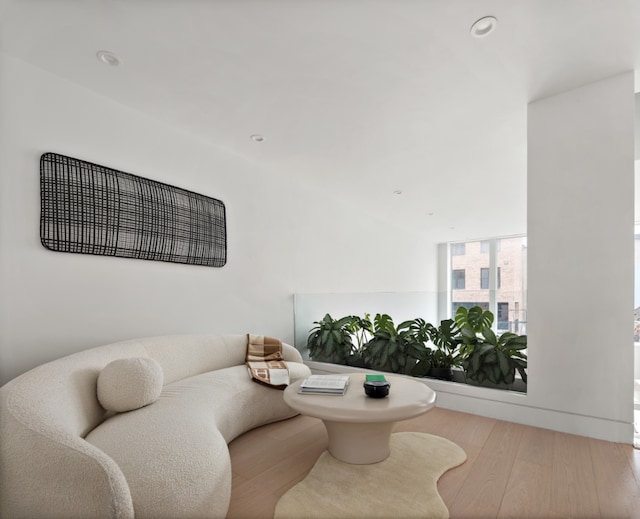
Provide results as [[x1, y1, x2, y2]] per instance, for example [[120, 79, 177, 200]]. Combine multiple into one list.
[[527, 72, 635, 441], [0, 53, 439, 385], [635, 94, 640, 160]]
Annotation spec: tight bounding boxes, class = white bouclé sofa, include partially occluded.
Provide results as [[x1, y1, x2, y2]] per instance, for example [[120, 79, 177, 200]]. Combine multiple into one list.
[[0, 335, 312, 519]]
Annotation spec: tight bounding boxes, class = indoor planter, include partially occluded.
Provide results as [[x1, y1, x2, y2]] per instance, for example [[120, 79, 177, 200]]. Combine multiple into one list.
[[306, 313, 356, 364], [343, 313, 374, 367], [361, 314, 426, 374], [456, 306, 528, 387], [305, 307, 527, 391], [425, 318, 462, 381], [409, 318, 461, 381]]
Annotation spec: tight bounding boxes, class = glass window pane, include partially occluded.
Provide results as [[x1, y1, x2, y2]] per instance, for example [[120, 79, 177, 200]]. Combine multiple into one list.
[[451, 243, 465, 256], [453, 302, 489, 314], [452, 269, 465, 289], [496, 236, 527, 334], [480, 268, 489, 289], [447, 235, 526, 334], [497, 302, 509, 330], [450, 240, 488, 314]]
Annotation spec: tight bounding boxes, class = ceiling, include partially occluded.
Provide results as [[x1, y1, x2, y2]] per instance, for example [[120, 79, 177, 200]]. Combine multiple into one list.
[[2, 0, 640, 242]]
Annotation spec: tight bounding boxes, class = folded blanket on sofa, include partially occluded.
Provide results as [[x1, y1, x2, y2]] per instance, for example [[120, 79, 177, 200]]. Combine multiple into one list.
[[246, 334, 289, 389]]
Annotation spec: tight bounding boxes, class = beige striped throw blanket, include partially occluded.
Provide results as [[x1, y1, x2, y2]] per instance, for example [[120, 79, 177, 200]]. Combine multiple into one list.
[[246, 334, 289, 389]]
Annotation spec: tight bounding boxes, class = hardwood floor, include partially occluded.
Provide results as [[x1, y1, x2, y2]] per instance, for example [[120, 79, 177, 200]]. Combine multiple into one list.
[[227, 407, 640, 519]]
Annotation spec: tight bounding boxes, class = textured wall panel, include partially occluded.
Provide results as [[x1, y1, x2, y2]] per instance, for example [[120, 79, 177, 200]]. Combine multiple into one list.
[[40, 153, 227, 267]]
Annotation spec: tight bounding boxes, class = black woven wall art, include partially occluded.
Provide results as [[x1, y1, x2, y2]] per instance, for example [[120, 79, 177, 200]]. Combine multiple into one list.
[[40, 153, 227, 267]]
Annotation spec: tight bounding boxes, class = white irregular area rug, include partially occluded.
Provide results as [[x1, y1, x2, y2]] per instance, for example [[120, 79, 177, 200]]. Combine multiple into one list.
[[274, 432, 466, 519]]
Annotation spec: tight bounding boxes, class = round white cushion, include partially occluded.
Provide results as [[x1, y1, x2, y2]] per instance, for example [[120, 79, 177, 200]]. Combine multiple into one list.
[[97, 357, 163, 412]]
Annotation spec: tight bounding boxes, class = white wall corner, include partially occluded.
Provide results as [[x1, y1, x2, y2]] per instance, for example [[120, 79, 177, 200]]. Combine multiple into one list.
[[527, 71, 635, 442]]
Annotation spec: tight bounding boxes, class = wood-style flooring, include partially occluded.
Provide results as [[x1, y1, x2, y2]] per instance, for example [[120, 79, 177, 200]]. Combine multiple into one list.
[[227, 407, 640, 519]]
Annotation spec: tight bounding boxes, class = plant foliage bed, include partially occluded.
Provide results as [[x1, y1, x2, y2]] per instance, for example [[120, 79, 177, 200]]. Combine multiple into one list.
[[306, 306, 527, 392]]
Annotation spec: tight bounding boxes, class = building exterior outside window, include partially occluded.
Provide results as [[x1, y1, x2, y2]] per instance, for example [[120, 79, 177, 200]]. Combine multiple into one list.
[[451, 243, 466, 256], [449, 236, 527, 334], [497, 302, 509, 329], [480, 268, 490, 289], [482, 267, 502, 289], [452, 269, 466, 290]]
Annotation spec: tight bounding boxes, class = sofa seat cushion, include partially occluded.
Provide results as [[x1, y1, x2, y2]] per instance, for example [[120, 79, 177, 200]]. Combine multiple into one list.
[[85, 363, 309, 518]]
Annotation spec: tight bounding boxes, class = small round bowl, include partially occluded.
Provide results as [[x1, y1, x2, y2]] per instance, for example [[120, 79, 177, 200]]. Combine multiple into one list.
[[363, 380, 390, 398]]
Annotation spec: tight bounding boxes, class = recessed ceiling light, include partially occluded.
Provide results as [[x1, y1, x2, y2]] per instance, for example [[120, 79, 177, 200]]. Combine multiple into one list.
[[96, 50, 120, 66], [470, 16, 497, 38], [250, 134, 265, 142]]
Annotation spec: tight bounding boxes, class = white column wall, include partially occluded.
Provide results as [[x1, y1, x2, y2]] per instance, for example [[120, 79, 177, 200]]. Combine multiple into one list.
[[527, 72, 635, 439]]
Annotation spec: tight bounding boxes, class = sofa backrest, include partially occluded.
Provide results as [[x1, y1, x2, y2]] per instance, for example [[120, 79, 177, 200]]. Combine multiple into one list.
[[140, 334, 248, 385], [1, 334, 301, 438]]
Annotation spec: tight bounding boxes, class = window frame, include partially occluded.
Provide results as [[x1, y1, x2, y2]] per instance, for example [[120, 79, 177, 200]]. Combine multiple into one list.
[[441, 234, 526, 334], [451, 243, 466, 256]]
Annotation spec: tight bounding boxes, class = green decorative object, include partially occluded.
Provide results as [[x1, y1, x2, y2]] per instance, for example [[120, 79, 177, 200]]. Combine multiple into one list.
[[365, 374, 387, 382]]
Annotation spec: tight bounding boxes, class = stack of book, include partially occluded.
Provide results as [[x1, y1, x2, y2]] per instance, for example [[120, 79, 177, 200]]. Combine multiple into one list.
[[298, 374, 351, 395]]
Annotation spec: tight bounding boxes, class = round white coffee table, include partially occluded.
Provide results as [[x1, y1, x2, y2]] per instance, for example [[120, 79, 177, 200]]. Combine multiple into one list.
[[284, 373, 436, 464]]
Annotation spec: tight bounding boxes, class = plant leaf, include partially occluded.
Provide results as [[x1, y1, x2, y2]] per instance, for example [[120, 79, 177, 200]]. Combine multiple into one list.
[[482, 326, 497, 345], [497, 351, 510, 376]]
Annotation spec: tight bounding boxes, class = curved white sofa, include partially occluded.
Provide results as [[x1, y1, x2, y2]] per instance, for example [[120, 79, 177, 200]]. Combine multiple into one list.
[[0, 334, 311, 519]]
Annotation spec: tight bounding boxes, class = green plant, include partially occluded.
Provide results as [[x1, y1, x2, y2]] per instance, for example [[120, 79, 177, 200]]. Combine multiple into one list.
[[454, 305, 494, 335], [406, 318, 432, 376], [426, 319, 462, 369], [455, 305, 492, 359], [410, 318, 461, 377], [343, 313, 373, 359], [306, 313, 356, 363], [456, 306, 527, 386], [362, 314, 426, 374], [307, 307, 527, 389], [462, 328, 528, 385]]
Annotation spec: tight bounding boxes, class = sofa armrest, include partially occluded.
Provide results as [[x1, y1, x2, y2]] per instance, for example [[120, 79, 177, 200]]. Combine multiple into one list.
[[0, 388, 134, 519], [282, 342, 305, 363]]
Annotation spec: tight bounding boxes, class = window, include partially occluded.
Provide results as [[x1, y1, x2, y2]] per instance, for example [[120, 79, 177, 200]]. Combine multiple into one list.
[[444, 235, 526, 333], [497, 302, 509, 330], [480, 240, 503, 253], [480, 268, 490, 289], [452, 269, 465, 289], [480, 267, 501, 290], [453, 302, 489, 313], [451, 243, 465, 256]]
